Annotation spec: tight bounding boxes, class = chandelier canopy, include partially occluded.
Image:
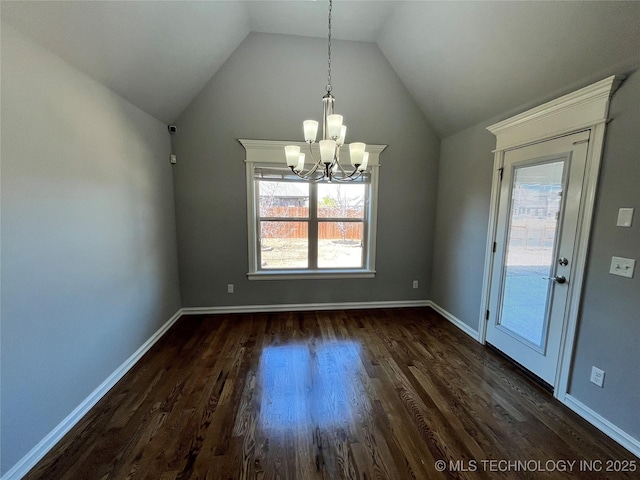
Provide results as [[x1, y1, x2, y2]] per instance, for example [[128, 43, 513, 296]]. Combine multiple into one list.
[[284, 0, 368, 182]]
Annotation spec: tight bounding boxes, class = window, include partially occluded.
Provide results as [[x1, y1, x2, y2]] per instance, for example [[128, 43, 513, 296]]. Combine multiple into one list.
[[242, 140, 385, 279]]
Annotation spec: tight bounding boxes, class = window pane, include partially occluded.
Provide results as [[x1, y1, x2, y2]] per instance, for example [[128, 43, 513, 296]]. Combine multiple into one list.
[[318, 221, 363, 268], [317, 184, 365, 219], [259, 181, 309, 218], [260, 221, 308, 269], [499, 160, 564, 347], [247, 154, 379, 277]]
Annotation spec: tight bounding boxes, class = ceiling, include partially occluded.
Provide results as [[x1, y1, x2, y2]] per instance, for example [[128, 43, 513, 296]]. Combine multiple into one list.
[[3, 1, 640, 137]]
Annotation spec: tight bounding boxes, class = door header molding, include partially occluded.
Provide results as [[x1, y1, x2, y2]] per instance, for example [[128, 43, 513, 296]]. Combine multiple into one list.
[[479, 73, 621, 406], [487, 75, 623, 151]]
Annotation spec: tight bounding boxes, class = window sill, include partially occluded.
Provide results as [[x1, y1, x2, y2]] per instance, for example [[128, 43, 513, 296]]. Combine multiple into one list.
[[248, 270, 376, 281]]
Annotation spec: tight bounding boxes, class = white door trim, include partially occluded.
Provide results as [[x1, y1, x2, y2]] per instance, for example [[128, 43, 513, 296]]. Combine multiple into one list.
[[479, 75, 622, 400]]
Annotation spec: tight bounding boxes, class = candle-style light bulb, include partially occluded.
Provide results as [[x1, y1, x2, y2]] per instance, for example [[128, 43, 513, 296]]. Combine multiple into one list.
[[303, 120, 318, 143], [285, 145, 301, 167], [319, 139, 337, 165], [358, 152, 369, 172], [349, 142, 366, 166], [327, 114, 343, 139]]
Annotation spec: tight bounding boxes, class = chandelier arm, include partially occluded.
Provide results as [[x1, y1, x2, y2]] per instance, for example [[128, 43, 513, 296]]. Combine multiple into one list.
[[310, 166, 338, 183], [327, 143, 364, 182], [290, 143, 326, 180], [331, 172, 363, 183], [290, 166, 326, 182], [337, 167, 363, 182], [292, 161, 321, 180], [306, 142, 318, 165], [326, 155, 363, 182], [305, 143, 326, 176], [332, 153, 362, 179], [334, 156, 350, 176]]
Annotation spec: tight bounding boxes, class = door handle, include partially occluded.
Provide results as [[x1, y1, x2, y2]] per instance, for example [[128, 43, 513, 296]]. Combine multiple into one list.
[[544, 275, 567, 284]]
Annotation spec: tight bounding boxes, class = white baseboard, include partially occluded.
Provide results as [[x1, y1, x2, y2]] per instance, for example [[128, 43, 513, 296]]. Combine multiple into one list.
[[2, 309, 183, 480], [562, 394, 640, 458], [181, 299, 431, 315], [427, 301, 480, 341], [6, 302, 637, 479], [428, 302, 639, 459], [2, 301, 428, 479]]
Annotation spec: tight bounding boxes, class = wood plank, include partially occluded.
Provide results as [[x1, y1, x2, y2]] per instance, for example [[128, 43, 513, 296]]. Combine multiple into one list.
[[24, 308, 637, 479]]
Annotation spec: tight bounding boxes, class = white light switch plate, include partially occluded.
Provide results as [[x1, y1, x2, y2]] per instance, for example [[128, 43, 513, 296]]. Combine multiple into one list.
[[609, 256, 635, 278], [617, 208, 634, 227]]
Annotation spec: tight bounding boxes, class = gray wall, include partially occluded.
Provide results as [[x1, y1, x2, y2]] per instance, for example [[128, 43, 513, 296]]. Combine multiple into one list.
[[0, 25, 182, 474], [432, 70, 640, 441], [172, 32, 439, 307], [2, 18, 635, 477], [568, 71, 640, 439], [431, 125, 495, 329]]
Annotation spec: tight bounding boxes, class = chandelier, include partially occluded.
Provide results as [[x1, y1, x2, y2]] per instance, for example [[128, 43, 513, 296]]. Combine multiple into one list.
[[284, 0, 368, 182]]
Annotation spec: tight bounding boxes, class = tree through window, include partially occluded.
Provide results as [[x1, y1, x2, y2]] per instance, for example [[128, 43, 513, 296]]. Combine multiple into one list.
[[243, 139, 383, 279], [256, 177, 368, 270]]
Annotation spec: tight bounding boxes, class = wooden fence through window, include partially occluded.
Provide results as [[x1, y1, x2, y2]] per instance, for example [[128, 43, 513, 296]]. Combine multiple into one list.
[[261, 206, 363, 240]]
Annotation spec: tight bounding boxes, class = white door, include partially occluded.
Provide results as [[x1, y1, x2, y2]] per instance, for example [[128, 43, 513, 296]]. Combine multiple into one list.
[[486, 131, 590, 387]]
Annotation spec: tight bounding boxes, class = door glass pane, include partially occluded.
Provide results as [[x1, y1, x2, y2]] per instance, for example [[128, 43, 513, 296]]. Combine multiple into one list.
[[499, 160, 565, 348], [318, 222, 363, 268], [260, 221, 308, 269]]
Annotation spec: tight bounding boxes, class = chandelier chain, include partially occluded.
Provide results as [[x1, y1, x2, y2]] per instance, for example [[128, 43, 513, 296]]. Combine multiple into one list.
[[327, 0, 332, 92], [285, 0, 367, 182]]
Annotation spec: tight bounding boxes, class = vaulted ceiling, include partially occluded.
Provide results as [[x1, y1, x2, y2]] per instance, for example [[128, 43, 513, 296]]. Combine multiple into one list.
[[3, 1, 640, 137]]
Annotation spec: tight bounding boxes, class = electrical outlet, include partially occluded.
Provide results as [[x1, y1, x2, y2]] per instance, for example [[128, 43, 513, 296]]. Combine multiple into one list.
[[413, 280, 419, 289], [590, 366, 605, 387], [227, 284, 234, 294]]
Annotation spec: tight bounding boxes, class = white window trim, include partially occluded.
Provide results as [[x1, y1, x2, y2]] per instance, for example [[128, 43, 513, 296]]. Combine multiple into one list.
[[240, 139, 387, 280]]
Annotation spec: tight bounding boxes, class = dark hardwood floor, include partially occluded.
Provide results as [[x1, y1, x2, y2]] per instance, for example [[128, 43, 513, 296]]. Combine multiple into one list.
[[25, 307, 637, 479]]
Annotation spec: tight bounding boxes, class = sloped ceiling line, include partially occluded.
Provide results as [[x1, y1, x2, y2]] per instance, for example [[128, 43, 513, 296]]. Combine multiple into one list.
[[2, 1, 639, 137]]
